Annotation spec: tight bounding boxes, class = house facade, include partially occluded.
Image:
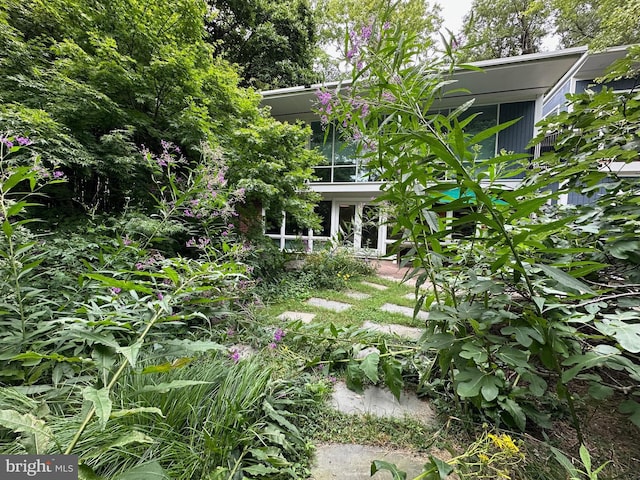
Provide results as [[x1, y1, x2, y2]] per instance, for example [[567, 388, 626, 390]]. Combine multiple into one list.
[[260, 46, 639, 256]]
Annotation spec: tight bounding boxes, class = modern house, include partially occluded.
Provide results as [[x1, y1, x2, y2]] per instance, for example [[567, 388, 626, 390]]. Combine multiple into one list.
[[260, 45, 639, 256]]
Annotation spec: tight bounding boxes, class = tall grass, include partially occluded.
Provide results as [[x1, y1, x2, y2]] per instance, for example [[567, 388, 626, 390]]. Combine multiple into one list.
[[47, 354, 307, 479]]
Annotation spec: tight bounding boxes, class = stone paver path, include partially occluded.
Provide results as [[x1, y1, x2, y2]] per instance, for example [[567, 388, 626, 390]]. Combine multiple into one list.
[[362, 321, 423, 341], [380, 303, 429, 321], [311, 444, 431, 479], [344, 290, 372, 300], [360, 281, 389, 291], [306, 297, 352, 312], [330, 381, 435, 425], [277, 311, 316, 323]]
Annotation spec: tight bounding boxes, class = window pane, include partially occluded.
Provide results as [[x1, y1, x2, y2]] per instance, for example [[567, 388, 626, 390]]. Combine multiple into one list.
[[313, 167, 331, 182], [310, 121, 333, 163], [284, 212, 306, 236], [334, 139, 357, 165], [460, 105, 498, 158], [361, 205, 379, 249], [338, 204, 356, 245], [264, 209, 282, 234], [333, 166, 357, 182], [315, 201, 331, 237]]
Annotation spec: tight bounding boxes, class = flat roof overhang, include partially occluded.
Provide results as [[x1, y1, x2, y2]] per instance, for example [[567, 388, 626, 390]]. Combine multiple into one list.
[[261, 47, 588, 119]]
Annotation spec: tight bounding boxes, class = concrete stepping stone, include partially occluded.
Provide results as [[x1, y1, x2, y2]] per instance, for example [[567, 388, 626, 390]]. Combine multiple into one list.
[[330, 381, 435, 425], [381, 303, 429, 321], [360, 281, 389, 291], [404, 293, 416, 300], [311, 443, 431, 479], [363, 321, 423, 341], [344, 291, 371, 300], [277, 311, 316, 324], [306, 297, 352, 312]]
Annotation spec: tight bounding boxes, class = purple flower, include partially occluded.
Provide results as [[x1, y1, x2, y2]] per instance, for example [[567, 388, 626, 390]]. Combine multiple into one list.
[[361, 24, 372, 41], [227, 328, 235, 337], [274, 328, 285, 342], [122, 236, 132, 246], [383, 21, 391, 30], [53, 171, 65, 179], [184, 209, 194, 217], [157, 292, 164, 300], [16, 137, 32, 146], [316, 90, 332, 106], [186, 238, 196, 248], [135, 262, 144, 270], [110, 287, 122, 295], [382, 91, 396, 103], [268, 342, 277, 349], [230, 349, 240, 363]]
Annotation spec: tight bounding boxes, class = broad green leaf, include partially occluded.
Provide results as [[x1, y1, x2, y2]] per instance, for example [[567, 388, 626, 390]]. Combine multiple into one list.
[[595, 317, 640, 353], [501, 326, 544, 348], [579, 444, 592, 473], [243, 464, 280, 475], [113, 461, 168, 480], [346, 361, 364, 393], [0, 409, 53, 454], [428, 455, 455, 479], [381, 358, 403, 401], [501, 398, 526, 431], [480, 376, 502, 402], [79, 464, 105, 480], [82, 387, 112, 430], [619, 400, 640, 427], [459, 343, 488, 364], [455, 368, 484, 398], [588, 383, 614, 400], [83, 273, 153, 294], [117, 342, 142, 368], [360, 352, 380, 383], [496, 347, 530, 368], [370, 460, 407, 480], [138, 380, 212, 394], [535, 264, 594, 294]]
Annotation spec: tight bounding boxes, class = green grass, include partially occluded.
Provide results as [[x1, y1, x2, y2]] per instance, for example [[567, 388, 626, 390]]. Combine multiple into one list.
[[262, 274, 429, 329]]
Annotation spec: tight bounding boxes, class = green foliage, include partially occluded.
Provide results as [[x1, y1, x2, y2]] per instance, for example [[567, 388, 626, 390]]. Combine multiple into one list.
[[316, 8, 640, 442], [206, 0, 320, 89], [314, 0, 442, 80], [459, 0, 552, 61], [0, 136, 316, 478], [0, 0, 319, 224]]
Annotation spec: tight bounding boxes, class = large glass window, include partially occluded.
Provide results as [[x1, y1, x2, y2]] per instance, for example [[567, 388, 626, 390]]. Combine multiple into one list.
[[459, 105, 498, 159], [310, 121, 373, 183]]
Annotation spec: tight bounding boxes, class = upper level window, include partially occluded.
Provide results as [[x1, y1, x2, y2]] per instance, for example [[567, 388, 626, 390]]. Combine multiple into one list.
[[310, 121, 375, 183]]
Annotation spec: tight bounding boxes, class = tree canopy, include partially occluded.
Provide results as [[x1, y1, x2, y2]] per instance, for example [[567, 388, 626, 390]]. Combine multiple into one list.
[[0, 0, 320, 224], [459, 0, 640, 62], [313, 0, 442, 80], [459, 0, 551, 61], [206, 0, 320, 89]]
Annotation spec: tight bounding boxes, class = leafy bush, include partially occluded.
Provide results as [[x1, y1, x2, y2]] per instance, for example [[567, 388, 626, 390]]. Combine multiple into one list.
[[315, 11, 640, 443]]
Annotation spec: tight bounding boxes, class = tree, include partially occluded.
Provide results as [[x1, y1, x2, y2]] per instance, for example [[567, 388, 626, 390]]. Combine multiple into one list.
[[551, 0, 601, 48], [552, 0, 640, 49], [459, 0, 552, 61], [313, 0, 442, 80], [206, 0, 320, 89], [0, 0, 320, 225]]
